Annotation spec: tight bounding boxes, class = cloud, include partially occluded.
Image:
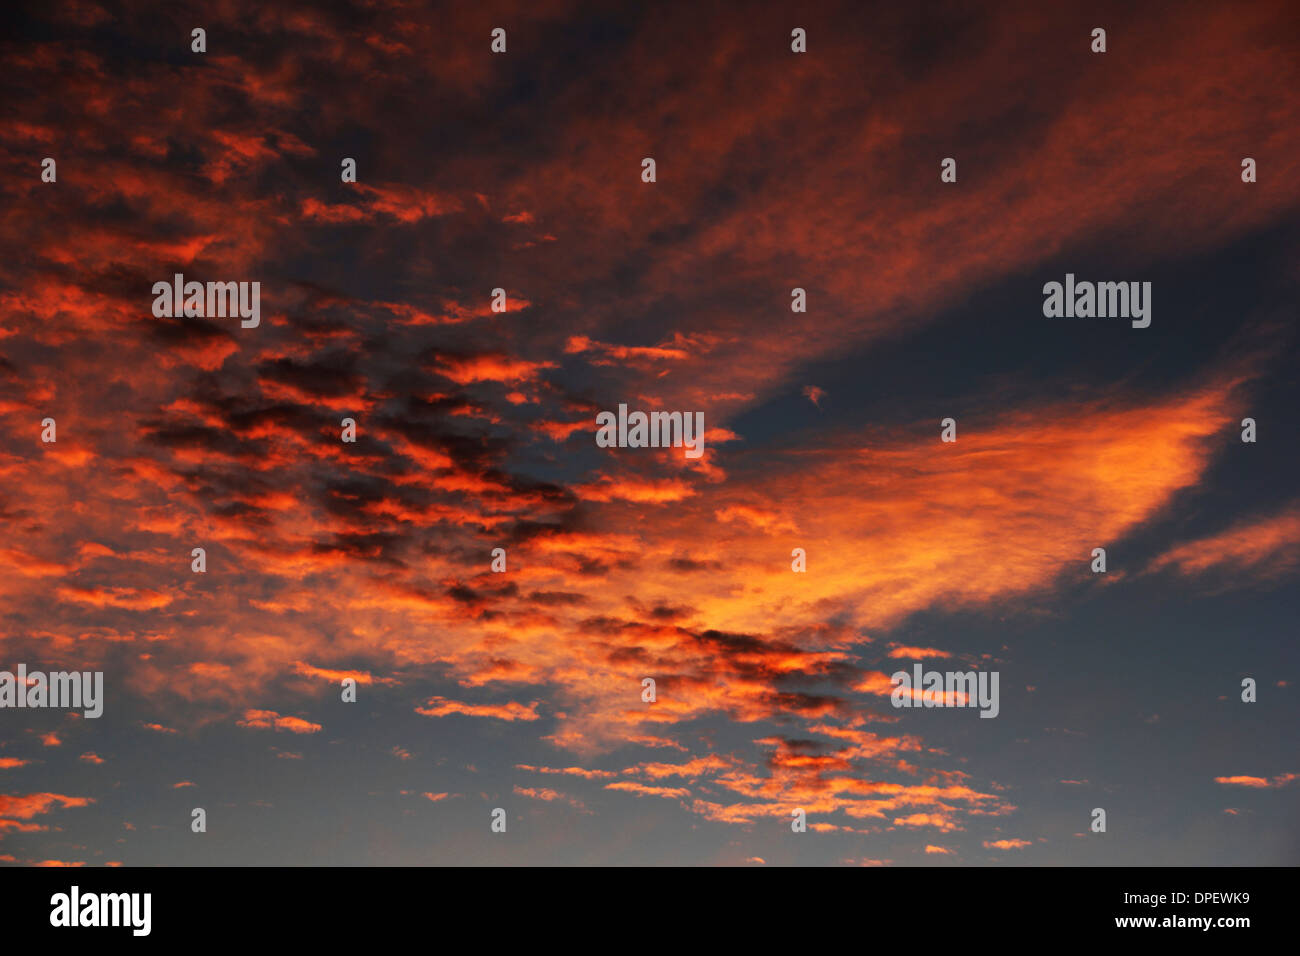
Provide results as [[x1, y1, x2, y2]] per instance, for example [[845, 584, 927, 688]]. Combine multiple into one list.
[[435, 354, 557, 385], [516, 765, 619, 780], [0, 793, 95, 825], [291, 661, 391, 685], [235, 710, 322, 734], [1149, 504, 1300, 583], [565, 335, 693, 365], [415, 698, 540, 722], [1214, 774, 1298, 789], [604, 782, 692, 801], [513, 786, 586, 809], [0, 0, 1295, 865], [887, 646, 952, 659]]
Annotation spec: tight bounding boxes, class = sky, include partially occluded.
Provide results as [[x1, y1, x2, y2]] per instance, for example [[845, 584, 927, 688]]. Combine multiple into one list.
[[0, 0, 1297, 866]]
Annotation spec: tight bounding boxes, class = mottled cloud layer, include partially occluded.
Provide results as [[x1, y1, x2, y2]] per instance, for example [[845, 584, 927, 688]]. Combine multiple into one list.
[[1, 0, 1297, 865]]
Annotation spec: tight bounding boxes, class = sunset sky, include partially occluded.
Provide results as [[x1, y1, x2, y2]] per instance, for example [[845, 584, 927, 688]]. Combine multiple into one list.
[[1, 0, 1297, 866]]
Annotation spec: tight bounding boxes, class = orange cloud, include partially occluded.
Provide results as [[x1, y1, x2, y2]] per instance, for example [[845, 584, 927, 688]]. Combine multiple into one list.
[[1149, 503, 1300, 582], [0, 792, 94, 820], [291, 661, 388, 685], [604, 782, 692, 800], [235, 709, 322, 734], [0, 0, 1292, 863], [435, 354, 556, 385], [894, 813, 964, 832], [512, 786, 586, 810], [1214, 774, 1298, 789], [415, 697, 540, 721], [516, 765, 619, 780], [888, 646, 952, 659]]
